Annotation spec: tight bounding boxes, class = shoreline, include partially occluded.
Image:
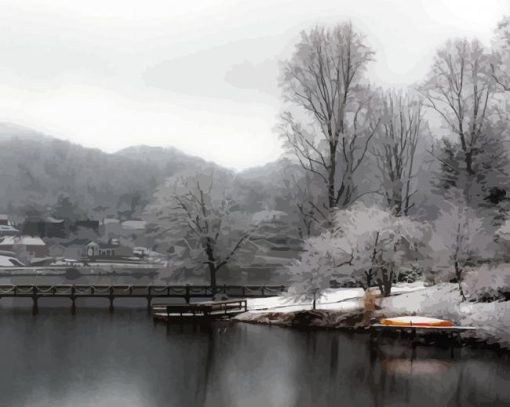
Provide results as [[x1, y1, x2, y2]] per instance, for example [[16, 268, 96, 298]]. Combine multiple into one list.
[[235, 309, 510, 354], [235, 283, 510, 353]]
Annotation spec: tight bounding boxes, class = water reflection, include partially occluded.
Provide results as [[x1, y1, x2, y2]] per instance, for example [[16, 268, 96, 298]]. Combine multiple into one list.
[[0, 309, 508, 407]]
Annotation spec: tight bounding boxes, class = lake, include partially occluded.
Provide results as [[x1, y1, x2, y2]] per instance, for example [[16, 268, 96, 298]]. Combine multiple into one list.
[[0, 305, 509, 407]]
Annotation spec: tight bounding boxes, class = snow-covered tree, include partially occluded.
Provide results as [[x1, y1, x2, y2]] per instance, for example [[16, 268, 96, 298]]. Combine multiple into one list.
[[287, 232, 352, 309], [419, 39, 508, 208], [288, 204, 429, 299], [279, 22, 379, 211], [491, 16, 510, 91], [428, 191, 487, 299], [145, 169, 252, 295], [334, 204, 429, 296], [373, 91, 425, 216], [280, 163, 329, 237]]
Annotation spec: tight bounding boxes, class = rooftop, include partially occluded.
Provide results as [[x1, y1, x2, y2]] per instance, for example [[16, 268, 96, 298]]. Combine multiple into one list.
[[0, 236, 46, 246]]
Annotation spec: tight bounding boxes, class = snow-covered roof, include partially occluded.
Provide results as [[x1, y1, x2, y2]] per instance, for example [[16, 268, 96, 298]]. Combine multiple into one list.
[[251, 210, 287, 225], [103, 218, 120, 224], [0, 214, 8, 220], [0, 255, 24, 267], [0, 235, 46, 246], [26, 216, 64, 224], [121, 220, 146, 230], [0, 225, 18, 232]]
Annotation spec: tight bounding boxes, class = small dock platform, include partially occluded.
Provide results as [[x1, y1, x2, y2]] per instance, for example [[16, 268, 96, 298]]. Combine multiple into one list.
[[371, 324, 477, 332], [152, 299, 248, 323], [370, 323, 478, 347]]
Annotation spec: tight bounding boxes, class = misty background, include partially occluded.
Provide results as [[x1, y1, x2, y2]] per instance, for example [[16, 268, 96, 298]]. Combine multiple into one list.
[[0, 0, 508, 169]]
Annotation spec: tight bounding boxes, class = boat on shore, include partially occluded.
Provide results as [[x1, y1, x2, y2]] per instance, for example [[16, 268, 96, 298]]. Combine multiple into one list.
[[379, 316, 453, 327]]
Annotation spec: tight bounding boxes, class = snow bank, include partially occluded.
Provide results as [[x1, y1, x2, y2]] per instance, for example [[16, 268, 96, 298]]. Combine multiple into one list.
[[381, 283, 510, 348], [238, 282, 510, 349], [244, 282, 426, 314]]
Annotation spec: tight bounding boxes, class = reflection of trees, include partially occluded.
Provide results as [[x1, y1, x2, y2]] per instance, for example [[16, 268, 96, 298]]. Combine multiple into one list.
[[194, 326, 215, 406]]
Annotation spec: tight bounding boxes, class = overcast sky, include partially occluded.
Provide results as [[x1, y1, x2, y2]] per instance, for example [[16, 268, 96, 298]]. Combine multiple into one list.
[[0, 0, 508, 170]]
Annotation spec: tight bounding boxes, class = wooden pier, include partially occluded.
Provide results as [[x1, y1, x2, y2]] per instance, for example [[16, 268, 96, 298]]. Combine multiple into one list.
[[370, 323, 477, 334], [369, 323, 478, 358], [0, 284, 286, 315], [152, 299, 248, 323], [370, 323, 477, 350]]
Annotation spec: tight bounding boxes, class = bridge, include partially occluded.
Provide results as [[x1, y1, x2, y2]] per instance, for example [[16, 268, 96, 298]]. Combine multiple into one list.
[[0, 284, 286, 315]]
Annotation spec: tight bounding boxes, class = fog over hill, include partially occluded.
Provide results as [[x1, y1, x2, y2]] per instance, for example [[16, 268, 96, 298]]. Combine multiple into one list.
[[0, 122, 289, 218], [0, 123, 220, 216]]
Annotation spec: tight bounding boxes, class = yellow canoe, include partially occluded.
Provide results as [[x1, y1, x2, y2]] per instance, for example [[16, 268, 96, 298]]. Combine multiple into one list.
[[380, 316, 453, 327]]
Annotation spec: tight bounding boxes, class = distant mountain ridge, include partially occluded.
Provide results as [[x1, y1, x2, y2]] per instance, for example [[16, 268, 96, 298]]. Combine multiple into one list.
[[0, 122, 289, 219], [0, 123, 210, 216]]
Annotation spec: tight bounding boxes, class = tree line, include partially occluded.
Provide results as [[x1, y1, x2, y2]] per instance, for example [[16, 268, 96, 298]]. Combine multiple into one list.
[[148, 18, 510, 300]]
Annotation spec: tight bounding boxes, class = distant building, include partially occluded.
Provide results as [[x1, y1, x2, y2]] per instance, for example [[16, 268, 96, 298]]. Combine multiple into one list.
[[71, 220, 100, 234], [0, 225, 20, 237], [23, 216, 66, 238], [121, 220, 146, 231], [0, 255, 24, 267], [81, 240, 132, 261], [0, 235, 48, 257], [0, 215, 9, 226]]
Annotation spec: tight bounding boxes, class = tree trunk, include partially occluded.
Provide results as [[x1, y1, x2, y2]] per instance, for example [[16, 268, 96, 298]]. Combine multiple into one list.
[[328, 142, 337, 209], [465, 150, 475, 176], [204, 239, 218, 298], [377, 268, 393, 297], [208, 263, 217, 298], [454, 261, 466, 301]]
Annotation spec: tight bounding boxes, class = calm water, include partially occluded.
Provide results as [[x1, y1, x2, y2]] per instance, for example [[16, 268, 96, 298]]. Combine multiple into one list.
[[0, 304, 509, 407]]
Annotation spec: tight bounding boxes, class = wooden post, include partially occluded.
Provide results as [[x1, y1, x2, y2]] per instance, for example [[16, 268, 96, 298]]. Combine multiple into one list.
[[32, 296, 39, 316], [70, 285, 76, 315], [449, 332, 455, 359], [109, 286, 114, 312], [32, 286, 38, 316], [147, 286, 152, 312], [185, 285, 190, 304]]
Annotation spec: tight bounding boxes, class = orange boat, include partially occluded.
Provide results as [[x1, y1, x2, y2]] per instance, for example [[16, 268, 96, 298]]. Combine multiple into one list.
[[379, 316, 453, 327]]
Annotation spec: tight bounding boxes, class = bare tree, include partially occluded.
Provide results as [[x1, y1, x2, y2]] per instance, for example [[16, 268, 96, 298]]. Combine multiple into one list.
[[279, 22, 378, 212], [146, 170, 251, 296], [419, 39, 496, 202], [490, 16, 510, 91], [429, 192, 485, 300], [373, 91, 424, 216], [280, 164, 328, 238]]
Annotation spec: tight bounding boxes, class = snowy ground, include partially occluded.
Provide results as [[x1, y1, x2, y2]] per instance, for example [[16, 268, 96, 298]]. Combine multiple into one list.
[[238, 282, 510, 349], [381, 283, 510, 348], [244, 282, 426, 314]]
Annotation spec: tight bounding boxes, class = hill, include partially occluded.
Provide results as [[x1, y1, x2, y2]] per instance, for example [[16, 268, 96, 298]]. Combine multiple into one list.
[[0, 124, 207, 217]]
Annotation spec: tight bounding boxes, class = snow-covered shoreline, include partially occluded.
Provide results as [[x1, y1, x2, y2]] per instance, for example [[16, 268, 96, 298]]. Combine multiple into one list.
[[235, 282, 510, 350]]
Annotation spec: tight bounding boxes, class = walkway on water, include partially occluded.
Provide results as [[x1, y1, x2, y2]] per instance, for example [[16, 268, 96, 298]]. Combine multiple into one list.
[[152, 299, 248, 323], [0, 284, 286, 315]]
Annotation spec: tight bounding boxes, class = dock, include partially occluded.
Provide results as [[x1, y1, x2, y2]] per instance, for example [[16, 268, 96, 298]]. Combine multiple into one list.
[[370, 323, 477, 348], [152, 299, 248, 323], [369, 323, 478, 358], [0, 284, 285, 315], [370, 323, 477, 333]]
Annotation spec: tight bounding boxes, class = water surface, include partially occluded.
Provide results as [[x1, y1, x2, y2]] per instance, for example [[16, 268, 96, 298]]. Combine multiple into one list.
[[0, 306, 508, 407]]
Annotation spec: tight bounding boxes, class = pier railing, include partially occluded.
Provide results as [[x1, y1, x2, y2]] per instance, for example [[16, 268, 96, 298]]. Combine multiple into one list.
[[0, 284, 286, 315]]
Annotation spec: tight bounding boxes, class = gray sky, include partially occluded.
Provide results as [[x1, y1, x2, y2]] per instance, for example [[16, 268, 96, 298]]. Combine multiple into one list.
[[0, 0, 508, 169]]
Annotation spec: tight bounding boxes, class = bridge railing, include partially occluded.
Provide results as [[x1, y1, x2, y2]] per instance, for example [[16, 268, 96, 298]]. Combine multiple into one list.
[[0, 284, 287, 297]]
